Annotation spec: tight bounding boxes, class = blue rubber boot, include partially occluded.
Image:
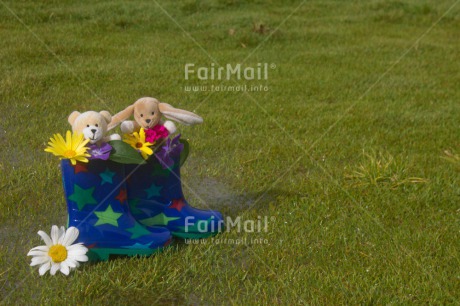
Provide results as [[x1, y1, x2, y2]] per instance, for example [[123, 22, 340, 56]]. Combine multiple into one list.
[[61, 159, 172, 261], [125, 154, 224, 239]]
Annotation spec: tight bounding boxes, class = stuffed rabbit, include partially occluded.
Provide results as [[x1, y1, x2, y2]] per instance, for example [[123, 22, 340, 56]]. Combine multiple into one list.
[[108, 97, 203, 134]]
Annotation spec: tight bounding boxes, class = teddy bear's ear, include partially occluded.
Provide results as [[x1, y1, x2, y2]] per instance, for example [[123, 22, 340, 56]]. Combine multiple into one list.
[[68, 111, 81, 126], [99, 111, 112, 124], [107, 105, 134, 131]]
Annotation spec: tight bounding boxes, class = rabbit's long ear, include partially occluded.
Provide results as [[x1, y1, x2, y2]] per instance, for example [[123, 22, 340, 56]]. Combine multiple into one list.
[[159, 103, 203, 125], [108, 105, 134, 130]]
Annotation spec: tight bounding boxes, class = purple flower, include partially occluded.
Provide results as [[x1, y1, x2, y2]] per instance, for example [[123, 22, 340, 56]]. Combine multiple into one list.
[[155, 134, 184, 169], [88, 142, 112, 160]]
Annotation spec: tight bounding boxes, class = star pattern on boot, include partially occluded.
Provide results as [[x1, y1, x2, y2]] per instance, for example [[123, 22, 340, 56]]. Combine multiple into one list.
[[86, 243, 97, 249], [169, 198, 186, 211], [129, 198, 142, 215], [151, 166, 172, 177], [68, 185, 97, 210], [178, 217, 214, 233], [115, 188, 127, 204], [99, 168, 115, 185], [73, 163, 88, 174], [144, 183, 162, 199], [140, 213, 180, 226], [126, 223, 152, 239], [94, 205, 122, 227]]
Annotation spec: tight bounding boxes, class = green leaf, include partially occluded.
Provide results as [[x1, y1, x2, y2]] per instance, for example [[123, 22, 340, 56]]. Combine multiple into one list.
[[108, 140, 146, 165], [179, 139, 190, 166]]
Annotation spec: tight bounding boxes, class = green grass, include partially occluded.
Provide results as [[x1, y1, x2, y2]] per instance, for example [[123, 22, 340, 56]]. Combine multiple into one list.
[[1, 0, 459, 304], [345, 149, 429, 188]]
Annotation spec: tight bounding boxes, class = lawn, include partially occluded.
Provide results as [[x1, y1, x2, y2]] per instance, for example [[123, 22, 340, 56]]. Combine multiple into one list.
[[0, 0, 459, 304]]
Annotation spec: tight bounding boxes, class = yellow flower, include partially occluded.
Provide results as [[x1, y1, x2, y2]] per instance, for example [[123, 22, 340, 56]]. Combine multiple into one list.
[[123, 128, 154, 160], [45, 131, 91, 165]]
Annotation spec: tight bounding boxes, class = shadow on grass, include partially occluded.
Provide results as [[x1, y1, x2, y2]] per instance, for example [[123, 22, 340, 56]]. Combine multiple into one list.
[[188, 175, 305, 216], [188, 176, 304, 217]]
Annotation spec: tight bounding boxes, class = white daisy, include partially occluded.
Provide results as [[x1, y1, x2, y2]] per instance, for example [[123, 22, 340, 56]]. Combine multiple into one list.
[[27, 225, 89, 276]]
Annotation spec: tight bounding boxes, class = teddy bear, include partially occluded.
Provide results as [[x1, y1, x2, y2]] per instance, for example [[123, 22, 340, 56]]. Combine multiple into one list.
[[68, 110, 121, 145], [108, 97, 203, 135]]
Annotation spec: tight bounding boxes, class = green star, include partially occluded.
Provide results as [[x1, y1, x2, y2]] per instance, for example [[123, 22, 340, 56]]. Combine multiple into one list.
[[129, 198, 142, 215], [178, 217, 213, 233], [126, 223, 151, 239], [68, 185, 97, 210], [94, 205, 122, 227], [151, 166, 172, 177], [99, 168, 115, 185], [144, 183, 162, 199], [140, 213, 179, 226]]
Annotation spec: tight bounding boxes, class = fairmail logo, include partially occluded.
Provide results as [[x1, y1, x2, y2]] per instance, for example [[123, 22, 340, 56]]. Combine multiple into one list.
[[184, 63, 275, 81], [184, 215, 272, 233]]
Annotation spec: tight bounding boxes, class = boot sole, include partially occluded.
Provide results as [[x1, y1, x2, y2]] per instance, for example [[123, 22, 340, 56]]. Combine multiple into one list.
[[171, 231, 220, 239], [87, 246, 167, 262]]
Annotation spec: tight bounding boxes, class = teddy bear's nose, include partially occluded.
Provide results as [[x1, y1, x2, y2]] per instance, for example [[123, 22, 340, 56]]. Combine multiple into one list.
[[91, 129, 97, 133], [145, 119, 151, 123]]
